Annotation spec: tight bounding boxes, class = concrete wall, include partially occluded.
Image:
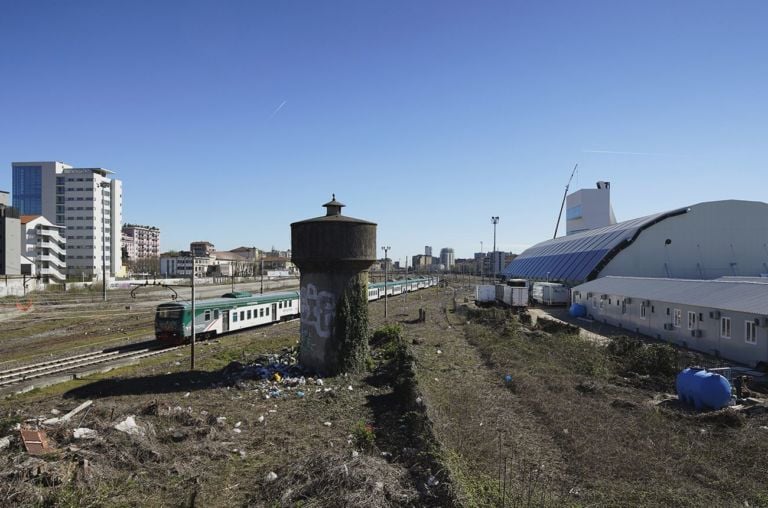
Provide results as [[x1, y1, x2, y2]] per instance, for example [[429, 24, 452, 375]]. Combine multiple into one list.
[[566, 184, 615, 235], [602, 200, 768, 280], [573, 291, 768, 367]]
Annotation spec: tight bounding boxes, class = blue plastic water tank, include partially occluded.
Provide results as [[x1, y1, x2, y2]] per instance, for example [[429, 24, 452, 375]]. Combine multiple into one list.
[[569, 303, 587, 318], [676, 367, 731, 410]]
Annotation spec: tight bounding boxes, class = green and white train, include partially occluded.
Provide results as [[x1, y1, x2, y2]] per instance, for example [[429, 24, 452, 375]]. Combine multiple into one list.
[[154, 275, 438, 345]]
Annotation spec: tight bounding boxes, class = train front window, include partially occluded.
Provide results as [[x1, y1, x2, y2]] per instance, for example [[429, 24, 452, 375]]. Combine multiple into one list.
[[157, 309, 182, 319]]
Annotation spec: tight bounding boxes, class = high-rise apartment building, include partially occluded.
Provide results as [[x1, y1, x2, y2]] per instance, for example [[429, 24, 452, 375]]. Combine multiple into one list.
[[12, 162, 122, 280], [20, 215, 66, 283], [439, 247, 455, 269], [122, 224, 160, 262], [425, 245, 432, 257]]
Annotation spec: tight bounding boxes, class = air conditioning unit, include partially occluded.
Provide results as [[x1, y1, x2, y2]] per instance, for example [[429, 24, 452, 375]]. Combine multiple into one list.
[[663, 323, 675, 331], [691, 329, 703, 338], [709, 311, 721, 319]]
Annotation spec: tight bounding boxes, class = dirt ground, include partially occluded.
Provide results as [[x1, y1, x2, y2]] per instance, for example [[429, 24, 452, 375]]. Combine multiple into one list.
[[2, 281, 768, 507]]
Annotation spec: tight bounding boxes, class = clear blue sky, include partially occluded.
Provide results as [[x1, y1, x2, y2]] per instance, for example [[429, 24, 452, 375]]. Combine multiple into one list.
[[1, 1, 766, 263]]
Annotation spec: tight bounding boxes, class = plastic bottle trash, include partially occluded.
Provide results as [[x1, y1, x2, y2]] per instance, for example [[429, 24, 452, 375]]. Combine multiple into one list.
[[323, 421, 332, 427]]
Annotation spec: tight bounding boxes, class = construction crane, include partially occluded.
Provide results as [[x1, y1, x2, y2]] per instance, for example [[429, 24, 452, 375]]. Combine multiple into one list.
[[553, 163, 578, 239]]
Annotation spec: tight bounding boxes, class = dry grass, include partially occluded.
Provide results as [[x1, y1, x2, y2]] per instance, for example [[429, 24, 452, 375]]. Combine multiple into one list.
[[461, 305, 768, 507]]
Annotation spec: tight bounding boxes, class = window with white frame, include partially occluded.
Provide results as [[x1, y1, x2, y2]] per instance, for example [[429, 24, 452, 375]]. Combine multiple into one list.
[[687, 311, 696, 330], [721, 317, 731, 339], [673, 309, 682, 328], [745, 320, 757, 344], [640, 303, 647, 320]]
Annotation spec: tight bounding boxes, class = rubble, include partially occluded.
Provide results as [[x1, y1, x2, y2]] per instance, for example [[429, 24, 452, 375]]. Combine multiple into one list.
[[42, 400, 92, 426], [73, 428, 98, 439], [114, 416, 145, 437], [20, 429, 52, 455]]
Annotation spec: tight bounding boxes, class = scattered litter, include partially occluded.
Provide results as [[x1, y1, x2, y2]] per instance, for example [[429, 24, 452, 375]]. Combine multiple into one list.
[[436, 350, 442, 355], [235, 421, 242, 428], [427, 475, 440, 487], [184, 392, 190, 398], [114, 416, 145, 437], [323, 421, 332, 427], [50, 409, 61, 415], [73, 428, 98, 440], [174, 361, 180, 366], [20, 429, 51, 455], [352, 450, 359, 458], [381, 451, 392, 458], [258, 415, 265, 423], [416, 397, 423, 405], [268, 409, 277, 414], [347, 385, 354, 391], [266, 471, 278, 482], [316, 379, 324, 386], [296, 391, 305, 398], [43, 400, 93, 426], [233, 428, 242, 434], [0, 436, 11, 450], [272, 372, 283, 382], [504, 374, 513, 383]]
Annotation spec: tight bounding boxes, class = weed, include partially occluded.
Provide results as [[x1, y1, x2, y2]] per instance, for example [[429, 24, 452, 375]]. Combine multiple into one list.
[[352, 420, 376, 450]]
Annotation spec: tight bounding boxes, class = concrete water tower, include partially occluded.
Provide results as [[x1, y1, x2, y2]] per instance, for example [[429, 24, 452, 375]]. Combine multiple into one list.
[[291, 195, 377, 375]]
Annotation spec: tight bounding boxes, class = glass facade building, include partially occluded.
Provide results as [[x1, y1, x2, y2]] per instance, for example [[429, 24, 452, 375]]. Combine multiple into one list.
[[12, 165, 43, 215]]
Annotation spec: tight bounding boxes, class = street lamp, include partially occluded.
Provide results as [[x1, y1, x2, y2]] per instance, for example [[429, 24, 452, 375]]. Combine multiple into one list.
[[491, 216, 499, 279], [99, 182, 110, 302], [381, 246, 390, 318]]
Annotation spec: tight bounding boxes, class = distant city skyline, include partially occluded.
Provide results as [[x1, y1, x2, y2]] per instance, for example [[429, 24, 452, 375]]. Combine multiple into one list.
[[2, 2, 766, 263]]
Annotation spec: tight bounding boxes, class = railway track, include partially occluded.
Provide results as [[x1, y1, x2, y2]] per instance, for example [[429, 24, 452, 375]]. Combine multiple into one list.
[[0, 341, 181, 389]]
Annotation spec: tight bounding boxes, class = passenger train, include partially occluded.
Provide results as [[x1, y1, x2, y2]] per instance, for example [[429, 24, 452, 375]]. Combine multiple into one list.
[[155, 275, 439, 345]]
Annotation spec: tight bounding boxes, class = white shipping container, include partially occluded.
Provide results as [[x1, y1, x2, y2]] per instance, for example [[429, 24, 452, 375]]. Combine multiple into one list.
[[475, 285, 496, 303], [532, 282, 570, 305]]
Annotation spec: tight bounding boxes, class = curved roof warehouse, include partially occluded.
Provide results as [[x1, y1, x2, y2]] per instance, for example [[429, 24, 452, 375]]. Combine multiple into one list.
[[502, 200, 768, 285]]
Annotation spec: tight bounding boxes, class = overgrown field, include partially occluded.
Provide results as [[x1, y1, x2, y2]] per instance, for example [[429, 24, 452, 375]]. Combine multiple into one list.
[[2, 281, 768, 507], [457, 305, 768, 506]]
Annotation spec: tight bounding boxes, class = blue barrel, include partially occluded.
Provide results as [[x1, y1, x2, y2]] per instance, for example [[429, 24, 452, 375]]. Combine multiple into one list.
[[569, 303, 587, 318], [676, 367, 731, 410]]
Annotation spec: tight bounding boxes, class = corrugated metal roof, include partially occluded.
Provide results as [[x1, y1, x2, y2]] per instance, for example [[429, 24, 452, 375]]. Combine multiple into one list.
[[574, 276, 768, 315], [501, 207, 688, 284]]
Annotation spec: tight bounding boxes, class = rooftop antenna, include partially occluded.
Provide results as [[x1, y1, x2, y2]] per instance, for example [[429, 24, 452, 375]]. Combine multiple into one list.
[[553, 163, 578, 239]]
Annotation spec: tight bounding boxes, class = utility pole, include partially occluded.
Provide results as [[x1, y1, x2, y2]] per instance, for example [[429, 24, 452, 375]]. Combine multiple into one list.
[[260, 259, 264, 294], [190, 256, 196, 370], [382, 246, 390, 318], [404, 255, 408, 308], [491, 216, 499, 279]]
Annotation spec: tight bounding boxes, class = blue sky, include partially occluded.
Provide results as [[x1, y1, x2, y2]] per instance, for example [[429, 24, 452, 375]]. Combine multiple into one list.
[[1, 1, 766, 263]]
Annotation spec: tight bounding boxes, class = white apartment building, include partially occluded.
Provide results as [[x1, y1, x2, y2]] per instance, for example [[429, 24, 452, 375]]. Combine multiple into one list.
[[20, 215, 66, 283], [12, 162, 122, 281]]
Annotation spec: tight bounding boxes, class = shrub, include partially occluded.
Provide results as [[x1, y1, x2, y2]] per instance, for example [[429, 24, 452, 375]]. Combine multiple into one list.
[[352, 420, 376, 450]]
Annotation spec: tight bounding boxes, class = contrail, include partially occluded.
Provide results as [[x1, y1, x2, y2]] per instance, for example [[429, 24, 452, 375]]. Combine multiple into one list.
[[582, 149, 668, 156], [269, 100, 287, 119]]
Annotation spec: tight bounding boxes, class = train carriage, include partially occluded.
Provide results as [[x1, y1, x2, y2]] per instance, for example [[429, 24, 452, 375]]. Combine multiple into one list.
[[155, 276, 438, 345], [155, 290, 300, 345]]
